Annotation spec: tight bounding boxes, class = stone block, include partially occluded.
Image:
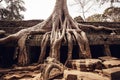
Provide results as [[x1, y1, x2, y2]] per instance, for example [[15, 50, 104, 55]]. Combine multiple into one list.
[[99, 56, 118, 61], [66, 59, 102, 71], [63, 70, 109, 80], [103, 67, 120, 80], [103, 60, 120, 68]]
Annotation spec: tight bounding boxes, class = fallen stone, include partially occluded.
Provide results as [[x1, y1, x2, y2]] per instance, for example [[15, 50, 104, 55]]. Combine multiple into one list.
[[63, 69, 109, 80], [103, 67, 120, 80], [66, 74, 77, 80], [66, 59, 102, 71], [99, 56, 118, 61], [103, 60, 120, 68]]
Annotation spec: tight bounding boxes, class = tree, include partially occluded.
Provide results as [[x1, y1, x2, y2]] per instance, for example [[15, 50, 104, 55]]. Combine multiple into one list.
[[86, 7, 120, 22], [74, 16, 84, 22], [103, 7, 120, 22], [97, 0, 120, 7], [0, 7, 10, 20], [0, 0, 115, 67], [0, 0, 26, 20], [86, 14, 105, 22], [72, 0, 97, 21], [0, 1, 10, 20], [0, 0, 2, 2], [4, 0, 26, 20], [74, 0, 120, 21]]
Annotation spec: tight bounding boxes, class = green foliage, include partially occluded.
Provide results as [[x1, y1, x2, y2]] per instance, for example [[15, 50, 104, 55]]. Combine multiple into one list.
[[103, 7, 120, 22], [73, 0, 97, 20], [97, 0, 120, 6], [86, 14, 105, 22], [0, 0, 26, 20], [0, 0, 2, 2], [0, 8, 10, 20], [86, 7, 120, 22]]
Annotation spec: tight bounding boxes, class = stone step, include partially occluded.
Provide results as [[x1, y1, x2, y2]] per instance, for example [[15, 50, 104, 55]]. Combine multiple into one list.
[[98, 56, 118, 61], [103, 67, 120, 80], [66, 59, 102, 71], [63, 70, 109, 80], [103, 60, 120, 68]]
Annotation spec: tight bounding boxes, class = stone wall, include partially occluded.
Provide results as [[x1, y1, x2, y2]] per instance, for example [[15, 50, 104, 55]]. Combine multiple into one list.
[[0, 20, 120, 67], [0, 20, 120, 34]]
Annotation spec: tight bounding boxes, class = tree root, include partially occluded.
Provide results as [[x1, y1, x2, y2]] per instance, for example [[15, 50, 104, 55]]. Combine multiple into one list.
[[0, 0, 117, 66], [17, 34, 30, 66], [0, 17, 116, 66], [38, 33, 50, 63], [66, 32, 73, 60], [78, 23, 116, 31], [41, 57, 64, 80]]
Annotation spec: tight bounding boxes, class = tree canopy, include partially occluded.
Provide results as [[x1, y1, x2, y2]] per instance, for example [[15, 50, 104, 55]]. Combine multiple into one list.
[[73, 0, 120, 21], [97, 0, 120, 6], [86, 7, 120, 22], [86, 14, 104, 22], [73, 0, 97, 20], [0, 0, 26, 20], [0, 7, 10, 20], [103, 7, 120, 22]]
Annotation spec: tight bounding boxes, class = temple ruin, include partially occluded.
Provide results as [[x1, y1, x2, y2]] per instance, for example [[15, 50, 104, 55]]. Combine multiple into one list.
[[0, 0, 120, 79], [0, 20, 120, 80]]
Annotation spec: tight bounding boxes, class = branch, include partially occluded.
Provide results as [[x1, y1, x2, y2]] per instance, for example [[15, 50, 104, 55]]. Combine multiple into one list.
[[0, 0, 2, 2], [0, 34, 17, 44], [30, 29, 50, 35], [78, 23, 116, 31]]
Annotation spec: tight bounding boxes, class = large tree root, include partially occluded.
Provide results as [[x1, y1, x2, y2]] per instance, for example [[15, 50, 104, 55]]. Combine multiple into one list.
[[17, 34, 30, 66], [41, 57, 64, 80], [38, 32, 50, 63], [0, 0, 117, 66]]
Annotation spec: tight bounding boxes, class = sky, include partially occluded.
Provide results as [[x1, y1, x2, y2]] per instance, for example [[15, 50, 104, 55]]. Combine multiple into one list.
[[24, 0, 55, 20], [23, 0, 119, 20], [24, 0, 82, 20]]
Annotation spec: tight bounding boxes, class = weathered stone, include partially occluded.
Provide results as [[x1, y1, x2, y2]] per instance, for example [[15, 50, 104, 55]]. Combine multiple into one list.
[[66, 74, 77, 80], [63, 70, 109, 80], [103, 67, 120, 80], [66, 59, 102, 71], [103, 60, 120, 68], [99, 56, 118, 61]]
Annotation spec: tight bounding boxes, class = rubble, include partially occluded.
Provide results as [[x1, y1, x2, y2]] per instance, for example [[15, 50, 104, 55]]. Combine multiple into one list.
[[103, 60, 120, 68], [99, 56, 120, 68], [63, 70, 109, 80], [66, 59, 102, 71]]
